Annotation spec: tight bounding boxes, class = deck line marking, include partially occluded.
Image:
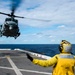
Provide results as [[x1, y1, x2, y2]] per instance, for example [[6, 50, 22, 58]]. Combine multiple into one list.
[[0, 66, 13, 70], [0, 66, 52, 75], [20, 68, 52, 75], [0, 57, 6, 58], [6, 56, 23, 75]]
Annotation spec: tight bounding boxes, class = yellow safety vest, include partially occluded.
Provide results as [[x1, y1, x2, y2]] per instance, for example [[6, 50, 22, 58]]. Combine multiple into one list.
[[33, 54, 75, 75]]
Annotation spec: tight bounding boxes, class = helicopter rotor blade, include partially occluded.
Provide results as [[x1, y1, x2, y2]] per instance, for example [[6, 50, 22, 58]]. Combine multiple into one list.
[[0, 12, 11, 16], [24, 17, 51, 22], [14, 15, 24, 18]]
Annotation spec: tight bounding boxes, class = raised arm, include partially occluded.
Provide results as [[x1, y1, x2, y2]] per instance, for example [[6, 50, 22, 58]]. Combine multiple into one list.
[[26, 53, 58, 67]]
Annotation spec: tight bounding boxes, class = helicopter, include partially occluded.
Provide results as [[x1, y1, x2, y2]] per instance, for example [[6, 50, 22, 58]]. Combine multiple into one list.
[[0, 0, 50, 39], [0, 12, 50, 39], [0, 11, 24, 39], [0, 0, 25, 39]]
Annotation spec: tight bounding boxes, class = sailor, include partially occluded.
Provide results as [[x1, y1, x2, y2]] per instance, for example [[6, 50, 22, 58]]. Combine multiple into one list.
[[26, 40, 75, 75]]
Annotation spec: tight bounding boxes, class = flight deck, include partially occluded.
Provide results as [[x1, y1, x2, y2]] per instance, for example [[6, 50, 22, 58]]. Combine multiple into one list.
[[0, 49, 52, 75]]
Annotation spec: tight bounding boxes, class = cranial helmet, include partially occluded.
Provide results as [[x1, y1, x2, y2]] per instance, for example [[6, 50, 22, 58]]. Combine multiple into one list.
[[59, 40, 72, 53]]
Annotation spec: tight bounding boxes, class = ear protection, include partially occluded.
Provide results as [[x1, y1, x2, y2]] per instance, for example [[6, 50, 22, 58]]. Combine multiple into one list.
[[59, 40, 72, 53]]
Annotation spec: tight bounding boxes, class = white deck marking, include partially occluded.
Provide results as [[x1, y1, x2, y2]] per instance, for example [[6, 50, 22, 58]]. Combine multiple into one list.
[[20, 68, 52, 75], [0, 66, 52, 75], [6, 56, 23, 75], [0, 57, 6, 58], [0, 66, 13, 70]]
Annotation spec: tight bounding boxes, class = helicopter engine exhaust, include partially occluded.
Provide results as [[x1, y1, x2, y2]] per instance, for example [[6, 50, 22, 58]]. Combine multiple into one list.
[[11, 0, 23, 14]]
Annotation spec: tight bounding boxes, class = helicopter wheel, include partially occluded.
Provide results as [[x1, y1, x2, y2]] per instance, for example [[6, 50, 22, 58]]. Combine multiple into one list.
[[6, 36, 8, 38], [14, 36, 17, 39], [17, 33, 20, 37], [0, 32, 2, 37], [0, 35, 2, 37]]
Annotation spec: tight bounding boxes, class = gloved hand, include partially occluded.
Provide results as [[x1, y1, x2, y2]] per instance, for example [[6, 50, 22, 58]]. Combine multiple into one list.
[[26, 53, 33, 61]]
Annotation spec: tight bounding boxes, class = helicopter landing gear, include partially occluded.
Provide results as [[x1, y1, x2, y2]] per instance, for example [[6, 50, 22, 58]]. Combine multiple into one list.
[[0, 32, 2, 37], [14, 33, 20, 39], [6, 36, 8, 38], [0, 34, 2, 37], [14, 36, 17, 39], [17, 33, 20, 37], [0, 25, 2, 37]]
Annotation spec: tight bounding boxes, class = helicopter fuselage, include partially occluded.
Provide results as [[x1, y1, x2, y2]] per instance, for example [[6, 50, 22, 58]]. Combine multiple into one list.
[[0, 18, 20, 39]]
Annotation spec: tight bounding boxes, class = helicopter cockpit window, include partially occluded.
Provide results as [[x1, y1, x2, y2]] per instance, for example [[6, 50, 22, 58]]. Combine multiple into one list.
[[6, 21, 17, 25], [5, 18, 18, 25], [5, 18, 18, 22], [5, 18, 11, 21]]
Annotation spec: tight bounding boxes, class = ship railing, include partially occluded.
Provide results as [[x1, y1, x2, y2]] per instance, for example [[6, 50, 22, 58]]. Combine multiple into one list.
[[14, 48, 51, 59]]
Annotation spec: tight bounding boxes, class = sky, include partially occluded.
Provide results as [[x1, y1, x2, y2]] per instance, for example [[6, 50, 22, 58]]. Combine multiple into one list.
[[0, 0, 75, 44]]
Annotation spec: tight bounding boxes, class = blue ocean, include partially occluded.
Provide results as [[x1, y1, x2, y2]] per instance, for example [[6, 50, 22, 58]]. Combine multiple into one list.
[[0, 44, 75, 57]]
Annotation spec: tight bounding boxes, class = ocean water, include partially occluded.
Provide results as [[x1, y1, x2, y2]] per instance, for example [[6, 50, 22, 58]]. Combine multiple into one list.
[[0, 44, 75, 57]]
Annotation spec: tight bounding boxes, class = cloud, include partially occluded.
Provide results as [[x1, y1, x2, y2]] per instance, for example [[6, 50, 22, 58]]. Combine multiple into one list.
[[15, 0, 75, 28], [57, 25, 66, 28], [0, 0, 75, 27], [1, 0, 75, 28], [0, 0, 75, 44]]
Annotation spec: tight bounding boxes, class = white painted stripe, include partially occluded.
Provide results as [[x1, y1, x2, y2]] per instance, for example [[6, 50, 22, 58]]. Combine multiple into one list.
[[20, 68, 52, 75], [0, 57, 6, 58], [6, 56, 23, 75], [0, 66, 52, 75], [0, 66, 13, 70]]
